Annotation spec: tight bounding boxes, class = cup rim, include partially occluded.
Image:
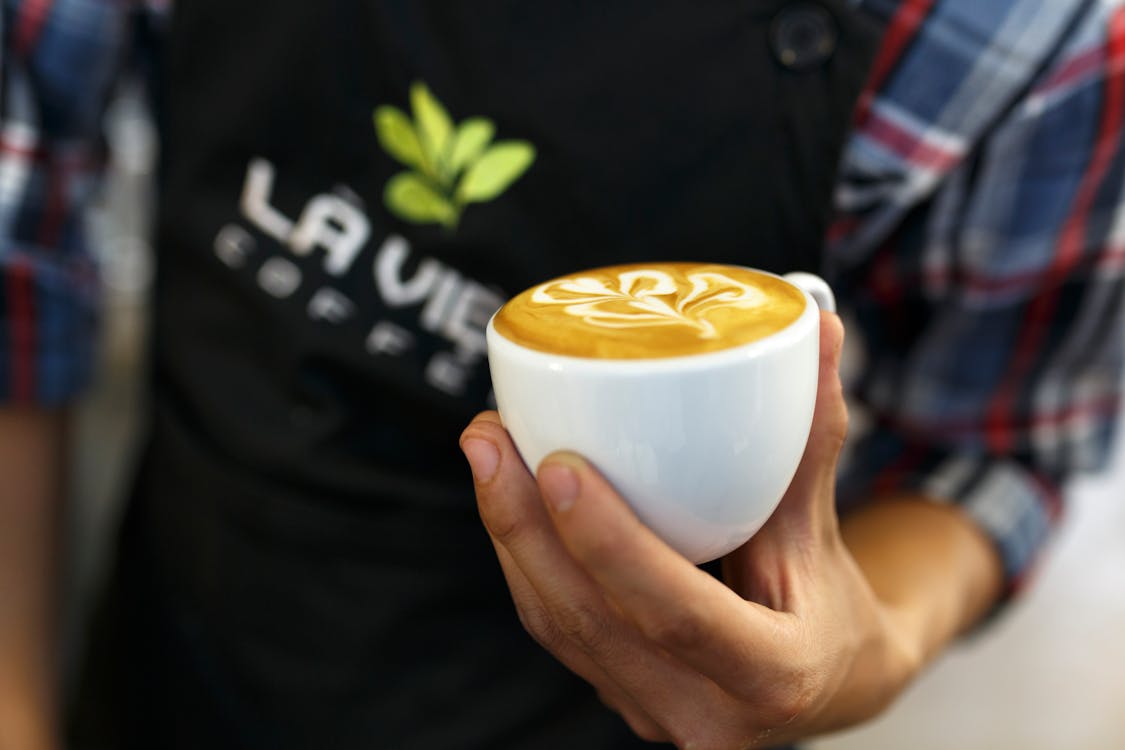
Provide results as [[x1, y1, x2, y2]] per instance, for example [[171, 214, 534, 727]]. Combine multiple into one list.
[[486, 268, 820, 372]]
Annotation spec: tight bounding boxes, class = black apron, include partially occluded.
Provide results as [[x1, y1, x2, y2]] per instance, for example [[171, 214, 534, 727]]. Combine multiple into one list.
[[72, 2, 885, 748]]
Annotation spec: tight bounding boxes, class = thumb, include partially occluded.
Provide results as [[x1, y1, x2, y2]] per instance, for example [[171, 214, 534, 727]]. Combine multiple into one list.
[[765, 311, 848, 539]]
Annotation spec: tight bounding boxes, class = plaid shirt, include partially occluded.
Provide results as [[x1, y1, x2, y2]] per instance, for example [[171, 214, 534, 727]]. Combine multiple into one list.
[[0, 0, 130, 402], [1, 0, 1122, 594], [832, 0, 1125, 594]]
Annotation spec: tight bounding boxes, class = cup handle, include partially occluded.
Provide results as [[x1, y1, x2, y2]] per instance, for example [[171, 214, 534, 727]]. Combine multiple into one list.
[[783, 272, 836, 314]]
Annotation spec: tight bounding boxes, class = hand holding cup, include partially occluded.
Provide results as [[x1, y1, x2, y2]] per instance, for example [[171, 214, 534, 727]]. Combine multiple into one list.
[[462, 304, 921, 747], [485, 262, 835, 562]]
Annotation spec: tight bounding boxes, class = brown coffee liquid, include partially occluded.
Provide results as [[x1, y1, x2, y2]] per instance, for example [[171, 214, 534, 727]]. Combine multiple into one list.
[[493, 262, 806, 359]]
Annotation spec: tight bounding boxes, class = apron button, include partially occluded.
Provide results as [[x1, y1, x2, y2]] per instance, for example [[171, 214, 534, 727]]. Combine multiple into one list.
[[771, 2, 837, 71]]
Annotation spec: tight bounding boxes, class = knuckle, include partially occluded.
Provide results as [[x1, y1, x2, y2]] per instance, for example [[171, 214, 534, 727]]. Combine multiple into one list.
[[554, 599, 612, 650], [515, 601, 564, 651], [827, 411, 849, 452], [594, 688, 617, 710], [630, 722, 669, 744], [763, 691, 813, 730], [758, 667, 822, 729], [618, 711, 669, 743], [478, 494, 531, 546], [668, 726, 733, 750], [646, 610, 707, 653], [829, 381, 849, 428], [667, 724, 696, 750]]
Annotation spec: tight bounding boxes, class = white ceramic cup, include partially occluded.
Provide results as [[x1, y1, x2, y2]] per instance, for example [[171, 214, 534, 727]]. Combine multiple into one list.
[[486, 269, 835, 563]]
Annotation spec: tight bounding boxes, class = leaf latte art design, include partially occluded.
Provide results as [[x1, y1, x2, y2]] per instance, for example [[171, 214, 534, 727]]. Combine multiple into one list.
[[530, 269, 767, 339], [495, 263, 807, 359]]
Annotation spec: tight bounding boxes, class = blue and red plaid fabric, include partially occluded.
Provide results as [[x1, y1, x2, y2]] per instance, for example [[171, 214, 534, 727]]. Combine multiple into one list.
[[1, 0, 1122, 593], [835, 0, 1125, 592], [0, 0, 130, 403]]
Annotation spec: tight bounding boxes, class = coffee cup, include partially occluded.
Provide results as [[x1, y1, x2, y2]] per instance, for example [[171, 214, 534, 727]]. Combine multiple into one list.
[[486, 262, 835, 563]]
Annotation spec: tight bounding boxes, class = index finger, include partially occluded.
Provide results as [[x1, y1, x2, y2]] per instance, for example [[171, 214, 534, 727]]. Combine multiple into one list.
[[537, 452, 800, 700], [461, 416, 727, 730]]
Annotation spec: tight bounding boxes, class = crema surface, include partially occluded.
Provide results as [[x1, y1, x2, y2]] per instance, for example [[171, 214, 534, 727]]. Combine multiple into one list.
[[493, 263, 806, 359]]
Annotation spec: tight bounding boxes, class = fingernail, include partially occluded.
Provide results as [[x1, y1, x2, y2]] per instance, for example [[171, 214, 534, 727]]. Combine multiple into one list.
[[539, 460, 580, 512], [462, 438, 499, 484]]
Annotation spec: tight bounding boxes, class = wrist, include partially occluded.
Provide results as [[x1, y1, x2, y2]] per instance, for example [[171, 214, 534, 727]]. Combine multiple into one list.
[[877, 597, 928, 689], [819, 596, 926, 738]]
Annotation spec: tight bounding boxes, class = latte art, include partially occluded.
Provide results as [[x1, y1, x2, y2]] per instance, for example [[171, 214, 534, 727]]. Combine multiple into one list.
[[530, 269, 768, 339], [494, 262, 807, 359]]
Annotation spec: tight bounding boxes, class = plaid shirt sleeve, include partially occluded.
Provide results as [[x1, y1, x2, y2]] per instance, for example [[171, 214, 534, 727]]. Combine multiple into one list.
[[831, 0, 1125, 596], [0, 0, 131, 404]]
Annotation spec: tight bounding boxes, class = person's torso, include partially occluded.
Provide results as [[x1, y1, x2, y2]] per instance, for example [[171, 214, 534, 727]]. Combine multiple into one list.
[[136, 2, 885, 747]]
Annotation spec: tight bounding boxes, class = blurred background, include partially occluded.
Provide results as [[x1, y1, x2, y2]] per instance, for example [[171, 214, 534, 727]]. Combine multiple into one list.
[[63, 87, 1125, 750]]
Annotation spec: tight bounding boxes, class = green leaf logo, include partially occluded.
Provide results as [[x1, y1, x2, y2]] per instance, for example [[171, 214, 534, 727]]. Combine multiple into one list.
[[385, 173, 456, 226], [449, 118, 495, 175], [456, 142, 537, 204], [374, 82, 537, 231], [373, 106, 427, 173]]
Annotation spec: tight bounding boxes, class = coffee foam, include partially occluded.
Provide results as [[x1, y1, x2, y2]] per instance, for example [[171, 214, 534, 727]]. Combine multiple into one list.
[[493, 262, 807, 359]]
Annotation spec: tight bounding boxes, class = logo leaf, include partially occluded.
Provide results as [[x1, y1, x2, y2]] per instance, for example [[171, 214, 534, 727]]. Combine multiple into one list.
[[373, 106, 426, 172], [410, 82, 454, 180], [455, 141, 537, 205], [448, 118, 496, 176], [376, 82, 537, 230], [384, 172, 457, 227]]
